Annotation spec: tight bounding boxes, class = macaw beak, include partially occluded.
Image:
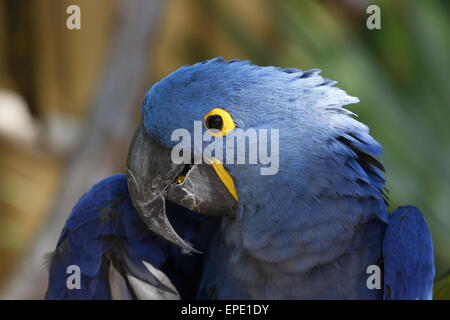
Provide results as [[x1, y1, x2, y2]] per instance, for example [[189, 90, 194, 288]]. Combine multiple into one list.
[[126, 125, 237, 253]]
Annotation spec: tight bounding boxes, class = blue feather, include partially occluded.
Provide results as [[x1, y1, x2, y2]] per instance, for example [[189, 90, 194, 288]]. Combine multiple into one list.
[[46, 174, 220, 299], [383, 206, 435, 299]]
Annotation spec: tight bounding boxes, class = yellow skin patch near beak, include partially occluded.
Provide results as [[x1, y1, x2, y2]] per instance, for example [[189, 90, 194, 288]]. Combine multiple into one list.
[[211, 159, 238, 201], [204, 108, 236, 137], [203, 108, 238, 200]]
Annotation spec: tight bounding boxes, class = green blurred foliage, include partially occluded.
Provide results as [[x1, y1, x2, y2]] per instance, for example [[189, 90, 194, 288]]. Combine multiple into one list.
[[195, 0, 450, 298]]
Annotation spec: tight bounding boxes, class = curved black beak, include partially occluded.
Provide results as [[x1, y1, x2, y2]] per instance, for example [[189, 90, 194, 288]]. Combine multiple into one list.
[[126, 125, 237, 253]]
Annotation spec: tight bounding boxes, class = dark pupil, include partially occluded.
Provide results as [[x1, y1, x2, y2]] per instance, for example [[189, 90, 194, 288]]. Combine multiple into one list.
[[206, 115, 223, 130]]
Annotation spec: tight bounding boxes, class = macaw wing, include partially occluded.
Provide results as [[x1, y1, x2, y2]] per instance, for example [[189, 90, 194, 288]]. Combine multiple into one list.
[[383, 206, 435, 300], [46, 174, 219, 300]]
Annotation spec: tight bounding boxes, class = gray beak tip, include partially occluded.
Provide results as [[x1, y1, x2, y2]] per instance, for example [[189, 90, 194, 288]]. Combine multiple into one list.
[[126, 125, 236, 252]]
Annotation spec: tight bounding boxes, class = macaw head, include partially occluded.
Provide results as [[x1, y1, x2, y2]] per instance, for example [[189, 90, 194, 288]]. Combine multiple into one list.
[[127, 58, 382, 253]]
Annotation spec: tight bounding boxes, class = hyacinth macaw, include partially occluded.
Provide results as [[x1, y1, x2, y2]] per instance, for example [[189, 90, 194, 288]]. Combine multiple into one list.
[[46, 58, 434, 299]]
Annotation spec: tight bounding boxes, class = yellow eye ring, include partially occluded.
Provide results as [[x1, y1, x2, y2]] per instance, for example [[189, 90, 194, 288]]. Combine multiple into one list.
[[204, 108, 236, 137]]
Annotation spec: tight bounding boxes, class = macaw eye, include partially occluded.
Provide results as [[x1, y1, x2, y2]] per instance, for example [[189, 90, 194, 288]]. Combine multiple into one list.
[[205, 115, 223, 130], [204, 108, 236, 137]]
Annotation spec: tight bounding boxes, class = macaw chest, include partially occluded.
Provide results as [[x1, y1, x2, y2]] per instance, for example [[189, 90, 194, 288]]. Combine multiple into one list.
[[200, 218, 385, 300]]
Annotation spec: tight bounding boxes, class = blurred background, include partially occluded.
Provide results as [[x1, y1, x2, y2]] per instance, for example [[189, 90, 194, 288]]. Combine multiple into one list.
[[0, 0, 449, 299]]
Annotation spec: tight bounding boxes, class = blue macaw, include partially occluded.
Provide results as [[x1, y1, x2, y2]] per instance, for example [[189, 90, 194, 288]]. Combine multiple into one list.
[[46, 58, 435, 299]]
